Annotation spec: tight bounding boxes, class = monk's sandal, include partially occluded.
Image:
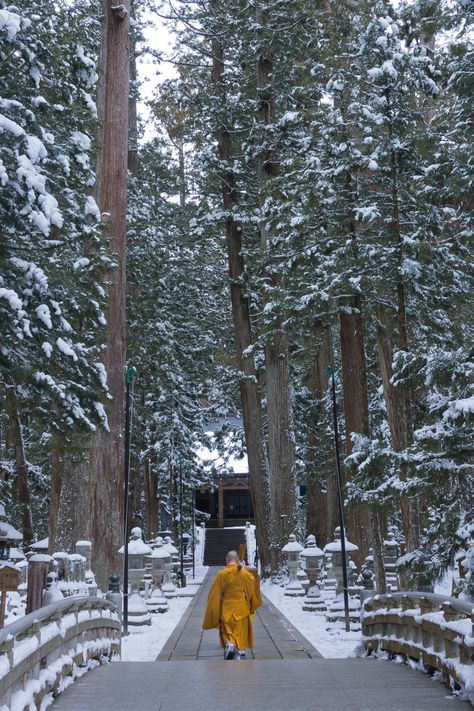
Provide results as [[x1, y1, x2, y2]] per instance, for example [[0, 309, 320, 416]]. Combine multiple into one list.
[[225, 643, 235, 660]]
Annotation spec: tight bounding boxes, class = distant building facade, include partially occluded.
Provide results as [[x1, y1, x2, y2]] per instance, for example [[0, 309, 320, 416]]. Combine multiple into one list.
[[195, 418, 254, 528]]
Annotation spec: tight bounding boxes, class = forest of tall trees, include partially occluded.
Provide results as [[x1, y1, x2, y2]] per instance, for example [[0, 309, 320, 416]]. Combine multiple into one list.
[[0, 0, 472, 593]]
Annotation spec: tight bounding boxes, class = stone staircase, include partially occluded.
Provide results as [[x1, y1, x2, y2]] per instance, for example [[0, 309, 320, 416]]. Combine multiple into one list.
[[203, 527, 246, 566]]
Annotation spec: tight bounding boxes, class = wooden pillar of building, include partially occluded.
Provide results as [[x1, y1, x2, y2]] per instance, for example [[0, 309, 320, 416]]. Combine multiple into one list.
[[217, 484, 224, 528]]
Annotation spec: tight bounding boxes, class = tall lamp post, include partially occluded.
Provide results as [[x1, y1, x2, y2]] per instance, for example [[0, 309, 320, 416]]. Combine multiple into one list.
[[191, 487, 195, 579], [123, 365, 137, 635], [327, 365, 350, 632], [179, 459, 184, 586]]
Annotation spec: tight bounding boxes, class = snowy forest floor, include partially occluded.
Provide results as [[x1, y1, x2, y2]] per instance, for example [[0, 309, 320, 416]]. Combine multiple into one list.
[[261, 581, 360, 658]]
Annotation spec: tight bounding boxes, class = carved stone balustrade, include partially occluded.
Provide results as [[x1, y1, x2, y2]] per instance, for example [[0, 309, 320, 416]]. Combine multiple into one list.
[[362, 592, 474, 701], [0, 595, 120, 709]]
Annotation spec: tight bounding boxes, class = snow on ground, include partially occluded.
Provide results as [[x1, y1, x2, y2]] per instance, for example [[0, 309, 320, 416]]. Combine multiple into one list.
[[120, 565, 208, 661], [261, 580, 360, 658]]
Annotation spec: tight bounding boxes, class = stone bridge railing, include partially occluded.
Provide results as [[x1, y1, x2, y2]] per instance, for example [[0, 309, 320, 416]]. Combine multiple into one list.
[[0, 596, 121, 711], [362, 592, 474, 703]]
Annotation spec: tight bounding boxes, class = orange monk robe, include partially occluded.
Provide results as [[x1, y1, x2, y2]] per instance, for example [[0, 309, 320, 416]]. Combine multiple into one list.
[[202, 564, 261, 650]]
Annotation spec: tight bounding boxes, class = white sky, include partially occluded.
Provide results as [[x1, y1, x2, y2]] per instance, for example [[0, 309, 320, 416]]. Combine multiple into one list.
[[137, 10, 177, 141]]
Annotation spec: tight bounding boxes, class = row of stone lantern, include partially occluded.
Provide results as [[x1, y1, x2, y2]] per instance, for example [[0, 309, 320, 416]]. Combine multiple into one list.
[[117, 526, 198, 626], [282, 528, 361, 616]]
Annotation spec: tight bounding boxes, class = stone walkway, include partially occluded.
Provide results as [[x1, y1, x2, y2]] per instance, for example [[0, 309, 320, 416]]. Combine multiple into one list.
[[52, 569, 467, 710], [53, 659, 467, 711], [158, 567, 321, 660]]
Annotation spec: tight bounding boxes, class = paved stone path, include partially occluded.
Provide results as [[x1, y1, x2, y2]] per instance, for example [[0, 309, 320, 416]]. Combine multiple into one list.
[[53, 659, 466, 711], [52, 569, 467, 710], [158, 567, 321, 660]]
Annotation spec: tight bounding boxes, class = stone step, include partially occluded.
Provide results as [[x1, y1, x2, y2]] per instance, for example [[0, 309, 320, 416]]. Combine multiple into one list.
[[203, 528, 246, 565]]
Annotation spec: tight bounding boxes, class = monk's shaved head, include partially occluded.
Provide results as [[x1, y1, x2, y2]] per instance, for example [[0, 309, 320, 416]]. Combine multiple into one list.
[[226, 550, 239, 564]]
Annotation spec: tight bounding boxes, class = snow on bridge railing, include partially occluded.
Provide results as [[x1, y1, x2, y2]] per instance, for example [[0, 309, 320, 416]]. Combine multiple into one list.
[[362, 592, 474, 704], [0, 596, 120, 711]]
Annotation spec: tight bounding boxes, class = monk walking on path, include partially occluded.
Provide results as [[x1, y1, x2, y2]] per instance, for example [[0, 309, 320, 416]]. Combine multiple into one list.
[[202, 550, 261, 660]]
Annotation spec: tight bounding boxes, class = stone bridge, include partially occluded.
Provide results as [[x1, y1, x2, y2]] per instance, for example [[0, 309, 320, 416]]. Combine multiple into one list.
[[1, 570, 471, 711]]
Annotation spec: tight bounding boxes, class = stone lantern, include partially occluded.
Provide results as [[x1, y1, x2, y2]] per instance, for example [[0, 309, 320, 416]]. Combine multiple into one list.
[[181, 533, 190, 557], [67, 553, 87, 595], [147, 541, 171, 588], [358, 568, 375, 604], [75, 540, 97, 596], [42, 571, 63, 605], [182, 533, 193, 569], [301, 535, 324, 586], [146, 579, 169, 614], [162, 559, 177, 599], [301, 535, 326, 612], [163, 536, 179, 572], [118, 527, 152, 594], [323, 527, 359, 595], [282, 534, 304, 597], [383, 532, 400, 591], [0, 504, 23, 561]]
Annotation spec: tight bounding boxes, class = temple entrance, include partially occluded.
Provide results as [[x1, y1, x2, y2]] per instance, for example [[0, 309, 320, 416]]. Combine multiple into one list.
[[194, 484, 253, 527], [224, 490, 251, 518]]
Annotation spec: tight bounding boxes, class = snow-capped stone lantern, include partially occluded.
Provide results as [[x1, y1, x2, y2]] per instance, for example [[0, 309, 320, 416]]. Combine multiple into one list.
[[383, 532, 400, 591], [68, 553, 86, 584], [0, 504, 23, 561], [164, 536, 179, 571], [323, 527, 359, 596], [42, 571, 63, 605], [147, 585, 169, 614], [301, 535, 324, 586], [147, 540, 172, 587], [282, 534, 305, 597], [106, 574, 123, 617], [181, 533, 190, 557], [76, 540, 97, 596], [118, 527, 152, 594], [300, 535, 326, 612]]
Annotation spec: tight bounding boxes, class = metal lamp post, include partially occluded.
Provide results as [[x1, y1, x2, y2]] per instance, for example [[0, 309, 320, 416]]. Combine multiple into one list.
[[178, 460, 186, 588], [191, 488, 195, 580], [327, 365, 350, 632], [123, 365, 137, 635]]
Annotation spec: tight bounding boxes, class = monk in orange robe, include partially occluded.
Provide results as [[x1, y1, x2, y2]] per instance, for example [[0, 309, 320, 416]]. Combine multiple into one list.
[[202, 550, 261, 659]]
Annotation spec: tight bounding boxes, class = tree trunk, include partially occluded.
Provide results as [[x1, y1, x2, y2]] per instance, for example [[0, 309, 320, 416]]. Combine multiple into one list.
[[77, 0, 130, 588], [256, 2, 298, 562], [128, 0, 138, 176], [339, 302, 371, 561], [5, 387, 33, 546], [129, 450, 143, 529], [375, 306, 418, 551], [178, 140, 186, 211], [304, 322, 332, 547], [210, 5, 272, 573], [370, 510, 387, 594], [143, 456, 159, 538], [49, 433, 62, 552]]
